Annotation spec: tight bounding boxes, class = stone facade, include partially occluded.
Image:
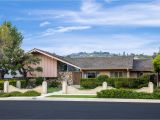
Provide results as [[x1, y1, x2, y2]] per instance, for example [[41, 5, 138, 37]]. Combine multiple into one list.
[[58, 72, 73, 85]]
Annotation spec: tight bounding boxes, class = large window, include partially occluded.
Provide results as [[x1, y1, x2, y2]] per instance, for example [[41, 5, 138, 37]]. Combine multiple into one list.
[[110, 71, 126, 78], [57, 61, 80, 72], [86, 72, 98, 78]]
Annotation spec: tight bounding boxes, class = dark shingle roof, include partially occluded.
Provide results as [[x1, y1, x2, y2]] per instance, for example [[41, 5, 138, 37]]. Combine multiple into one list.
[[132, 59, 154, 71], [65, 56, 134, 70], [30, 48, 153, 71]]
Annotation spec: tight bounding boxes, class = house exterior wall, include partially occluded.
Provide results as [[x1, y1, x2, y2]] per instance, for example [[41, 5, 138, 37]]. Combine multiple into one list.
[[99, 71, 110, 77], [27, 53, 57, 78], [130, 72, 138, 78]]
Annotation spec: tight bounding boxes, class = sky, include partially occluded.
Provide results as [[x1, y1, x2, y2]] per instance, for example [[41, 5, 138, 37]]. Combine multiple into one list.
[[0, 0, 160, 55]]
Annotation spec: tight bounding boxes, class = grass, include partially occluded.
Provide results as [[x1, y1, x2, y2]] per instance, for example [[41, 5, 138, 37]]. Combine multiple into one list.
[[47, 87, 61, 93], [48, 95, 96, 98]]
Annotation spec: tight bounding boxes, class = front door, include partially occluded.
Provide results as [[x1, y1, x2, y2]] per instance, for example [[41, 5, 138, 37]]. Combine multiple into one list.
[[72, 72, 82, 85]]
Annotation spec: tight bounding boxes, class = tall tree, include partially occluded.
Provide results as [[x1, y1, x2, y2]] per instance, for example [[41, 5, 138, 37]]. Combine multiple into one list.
[[0, 21, 42, 79], [153, 54, 160, 86]]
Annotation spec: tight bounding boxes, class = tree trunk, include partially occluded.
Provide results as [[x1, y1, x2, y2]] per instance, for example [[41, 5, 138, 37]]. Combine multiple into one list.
[[0, 71, 5, 79]]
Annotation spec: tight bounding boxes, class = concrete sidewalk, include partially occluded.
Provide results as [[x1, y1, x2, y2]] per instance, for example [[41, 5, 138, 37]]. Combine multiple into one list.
[[0, 97, 160, 103]]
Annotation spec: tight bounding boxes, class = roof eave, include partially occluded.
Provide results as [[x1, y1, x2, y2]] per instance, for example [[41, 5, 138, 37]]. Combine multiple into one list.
[[28, 48, 81, 70]]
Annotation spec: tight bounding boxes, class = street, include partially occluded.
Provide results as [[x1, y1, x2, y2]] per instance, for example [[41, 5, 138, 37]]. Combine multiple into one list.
[[0, 101, 160, 119]]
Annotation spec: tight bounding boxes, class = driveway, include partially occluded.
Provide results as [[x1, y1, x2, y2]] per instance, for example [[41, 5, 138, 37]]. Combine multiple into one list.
[[0, 101, 160, 119]]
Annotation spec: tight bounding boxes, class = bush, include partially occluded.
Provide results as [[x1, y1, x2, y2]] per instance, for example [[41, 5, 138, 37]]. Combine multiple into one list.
[[7, 91, 22, 97], [107, 77, 149, 89], [49, 81, 60, 88], [81, 75, 149, 89], [97, 75, 109, 82], [81, 78, 99, 89], [22, 90, 41, 96], [0, 90, 40, 97], [35, 77, 44, 86], [81, 75, 109, 89], [97, 89, 154, 99]]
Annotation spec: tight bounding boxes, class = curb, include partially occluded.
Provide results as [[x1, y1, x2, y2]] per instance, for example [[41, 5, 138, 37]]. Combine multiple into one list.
[[0, 97, 160, 103]]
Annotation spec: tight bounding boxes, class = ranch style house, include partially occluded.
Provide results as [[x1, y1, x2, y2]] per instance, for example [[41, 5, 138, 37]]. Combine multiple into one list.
[[27, 48, 154, 85]]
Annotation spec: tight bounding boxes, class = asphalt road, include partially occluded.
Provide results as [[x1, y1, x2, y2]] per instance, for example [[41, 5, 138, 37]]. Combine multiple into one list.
[[0, 101, 160, 119]]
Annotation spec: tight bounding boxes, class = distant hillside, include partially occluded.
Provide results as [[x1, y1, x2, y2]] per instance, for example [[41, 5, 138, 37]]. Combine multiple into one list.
[[65, 51, 153, 59]]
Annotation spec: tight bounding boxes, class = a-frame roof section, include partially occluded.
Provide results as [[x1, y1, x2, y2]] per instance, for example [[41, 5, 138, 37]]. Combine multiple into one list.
[[28, 48, 81, 69]]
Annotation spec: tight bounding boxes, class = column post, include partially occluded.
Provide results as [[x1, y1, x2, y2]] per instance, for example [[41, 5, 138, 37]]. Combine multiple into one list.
[[4, 81, 9, 93], [127, 68, 130, 78]]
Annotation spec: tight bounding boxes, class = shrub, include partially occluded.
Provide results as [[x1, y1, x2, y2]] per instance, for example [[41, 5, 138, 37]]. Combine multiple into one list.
[[8, 91, 22, 97], [81, 74, 150, 89], [81, 78, 99, 89], [97, 75, 109, 82], [35, 77, 44, 86], [49, 81, 60, 88], [81, 75, 109, 89], [0, 91, 23, 97], [107, 77, 149, 89], [0, 91, 40, 97], [97, 89, 154, 99], [22, 90, 41, 96]]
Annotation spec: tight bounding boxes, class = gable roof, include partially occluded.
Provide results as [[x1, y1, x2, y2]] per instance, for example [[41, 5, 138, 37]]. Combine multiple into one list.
[[29, 48, 81, 69], [132, 59, 154, 72], [65, 56, 134, 70]]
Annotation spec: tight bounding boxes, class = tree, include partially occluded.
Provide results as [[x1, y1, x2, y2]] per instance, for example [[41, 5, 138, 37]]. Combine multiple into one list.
[[0, 21, 23, 78], [153, 54, 160, 86], [0, 21, 42, 79], [17, 51, 43, 78]]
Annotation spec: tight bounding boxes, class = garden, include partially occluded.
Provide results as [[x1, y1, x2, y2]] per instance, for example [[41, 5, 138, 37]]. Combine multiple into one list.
[[0, 77, 61, 97], [80, 74, 160, 99]]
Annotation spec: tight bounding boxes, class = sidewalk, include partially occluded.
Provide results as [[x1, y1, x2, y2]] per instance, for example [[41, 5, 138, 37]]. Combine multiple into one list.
[[1, 97, 160, 103]]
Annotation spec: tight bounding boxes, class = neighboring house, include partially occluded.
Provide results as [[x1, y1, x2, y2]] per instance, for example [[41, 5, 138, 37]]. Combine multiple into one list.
[[28, 48, 154, 85]]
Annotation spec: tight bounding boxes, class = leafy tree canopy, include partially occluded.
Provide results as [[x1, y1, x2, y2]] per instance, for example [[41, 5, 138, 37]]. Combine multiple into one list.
[[153, 54, 160, 73], [0, 21, 42, 79]]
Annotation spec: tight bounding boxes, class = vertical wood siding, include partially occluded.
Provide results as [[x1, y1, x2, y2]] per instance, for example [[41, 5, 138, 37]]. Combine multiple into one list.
[[27, 53, 57, 78]]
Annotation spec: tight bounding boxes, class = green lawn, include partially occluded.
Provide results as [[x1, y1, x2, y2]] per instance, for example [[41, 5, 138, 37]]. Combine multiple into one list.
[[47, 87, 61, 93], [48, 95, 96, 98]]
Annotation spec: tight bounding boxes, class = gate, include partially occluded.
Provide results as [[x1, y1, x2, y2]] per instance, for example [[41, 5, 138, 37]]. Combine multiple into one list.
[[72, 72, 82, 85]]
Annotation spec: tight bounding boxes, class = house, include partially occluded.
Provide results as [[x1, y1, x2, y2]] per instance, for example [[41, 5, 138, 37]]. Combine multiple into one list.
[[28, 48, 154, 85]]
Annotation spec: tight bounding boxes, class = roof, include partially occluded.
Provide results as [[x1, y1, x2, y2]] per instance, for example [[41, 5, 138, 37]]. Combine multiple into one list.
[[29, 48, 153, 72], [65, 56, 134, 70], [29, 48, 81, 69], [132, 59, 154, 72]]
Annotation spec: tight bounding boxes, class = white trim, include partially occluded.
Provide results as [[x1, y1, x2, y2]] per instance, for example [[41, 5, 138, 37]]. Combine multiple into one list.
[[28, 48, 81, 69]]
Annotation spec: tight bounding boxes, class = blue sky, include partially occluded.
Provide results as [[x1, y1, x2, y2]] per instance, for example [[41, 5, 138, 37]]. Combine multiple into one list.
[[0, 0, 160, 55]]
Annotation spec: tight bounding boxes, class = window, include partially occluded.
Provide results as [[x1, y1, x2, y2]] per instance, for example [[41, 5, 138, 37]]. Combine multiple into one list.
[[86, 72, 98, 78], [137, 72, 143, 77], [110, 71, 126, 78]]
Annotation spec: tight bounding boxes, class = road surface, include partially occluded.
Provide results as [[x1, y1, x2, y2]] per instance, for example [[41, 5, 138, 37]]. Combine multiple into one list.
[[0, 101, 160, 119]]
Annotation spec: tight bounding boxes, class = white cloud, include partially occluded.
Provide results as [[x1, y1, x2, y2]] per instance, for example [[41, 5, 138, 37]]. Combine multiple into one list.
[[41, 26, 91, 36], [56, 26, 91, 32], [39, 21, 50, 27], [81, 0, 102, 13], [25, 0, 160, 27]]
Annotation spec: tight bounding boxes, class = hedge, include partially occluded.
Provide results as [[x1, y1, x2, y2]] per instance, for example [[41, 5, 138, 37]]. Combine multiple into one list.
[[0, 91, 40, 97], [81, 78, 101, 89], [97, 89, 160, 99], [0, 80, 27, 90], [107, 77, 149, 89], [80, 75, 149, 89]]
